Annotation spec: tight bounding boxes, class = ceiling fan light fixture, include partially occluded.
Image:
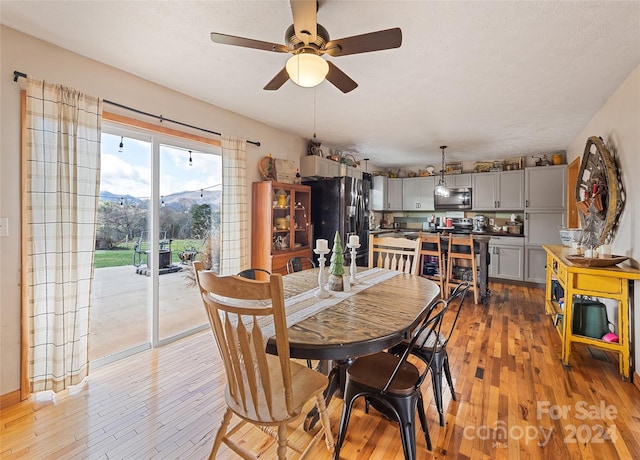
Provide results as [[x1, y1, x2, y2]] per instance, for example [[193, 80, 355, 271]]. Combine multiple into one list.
[[286, 53, 329, 88]]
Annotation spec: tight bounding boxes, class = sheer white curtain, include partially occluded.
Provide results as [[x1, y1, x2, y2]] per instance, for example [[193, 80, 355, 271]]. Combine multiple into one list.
[[220, 136, 248, 275], [25, 78, 102, 393]]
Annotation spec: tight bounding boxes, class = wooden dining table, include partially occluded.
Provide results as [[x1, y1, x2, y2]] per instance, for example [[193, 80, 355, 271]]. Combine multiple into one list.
[[265, 267, 440, 430]]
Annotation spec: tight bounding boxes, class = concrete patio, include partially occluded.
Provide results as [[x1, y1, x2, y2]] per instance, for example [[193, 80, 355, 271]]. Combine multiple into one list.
[[90, 264, 208, 361]]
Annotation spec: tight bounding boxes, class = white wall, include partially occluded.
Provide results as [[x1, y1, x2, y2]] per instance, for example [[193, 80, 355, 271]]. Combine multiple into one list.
[[0, 26, 306, 395], [565, 64, 640, 372]]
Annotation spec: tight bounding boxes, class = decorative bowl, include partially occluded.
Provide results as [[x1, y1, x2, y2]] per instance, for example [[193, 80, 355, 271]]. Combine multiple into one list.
[[565, 255, 628, 267]]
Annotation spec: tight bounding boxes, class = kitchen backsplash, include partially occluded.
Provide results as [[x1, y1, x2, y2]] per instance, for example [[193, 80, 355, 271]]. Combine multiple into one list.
[[374, 211, 522, 230]]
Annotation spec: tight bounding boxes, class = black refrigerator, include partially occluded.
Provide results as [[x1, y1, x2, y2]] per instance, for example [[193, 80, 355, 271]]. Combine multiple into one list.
[[304, 176, 370, 266]]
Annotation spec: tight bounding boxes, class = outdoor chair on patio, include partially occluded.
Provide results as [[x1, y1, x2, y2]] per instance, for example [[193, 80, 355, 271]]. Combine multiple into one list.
[[133, 230, 171, 267], [193, 262, 334, 459]]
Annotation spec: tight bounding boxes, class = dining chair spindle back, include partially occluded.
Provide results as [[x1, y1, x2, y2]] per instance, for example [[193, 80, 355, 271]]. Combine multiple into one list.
[[193, 261, 334, 459], [369, 235, 422, 275]]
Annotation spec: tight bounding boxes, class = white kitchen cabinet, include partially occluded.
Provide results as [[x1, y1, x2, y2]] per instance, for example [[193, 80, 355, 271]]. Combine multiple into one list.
[[472, 170, 524, 211], [472, 173, 498, 210], [449, 173, 472, 188], [525, 165, 567, 210], [402, 176, 435, 211], [373, 176, 404, 211], [524, 210, 565, 283], [300, 155, 362, 180], [524, 246, 547, 283], [524, 211, 566, 246], [388, 178, 404, 210], [371, 175, 388, 211], [488, 236, 524, 281]]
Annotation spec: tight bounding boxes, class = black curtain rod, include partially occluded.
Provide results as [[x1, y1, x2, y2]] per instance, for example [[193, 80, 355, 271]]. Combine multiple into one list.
[[13, 70, 260, 147]]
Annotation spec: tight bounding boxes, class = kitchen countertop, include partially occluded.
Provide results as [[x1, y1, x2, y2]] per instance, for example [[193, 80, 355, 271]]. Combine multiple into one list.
[[370, 228, 524, 238]]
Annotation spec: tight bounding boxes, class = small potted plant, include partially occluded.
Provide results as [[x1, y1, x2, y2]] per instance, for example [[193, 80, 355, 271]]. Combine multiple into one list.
[[327, 231, 345, 291]]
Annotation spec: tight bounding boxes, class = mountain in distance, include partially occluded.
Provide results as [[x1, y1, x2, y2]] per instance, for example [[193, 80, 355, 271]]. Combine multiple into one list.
[[161, 189, 221, 210], [100, 189, 221, 210], [100, 191, 141, 204]]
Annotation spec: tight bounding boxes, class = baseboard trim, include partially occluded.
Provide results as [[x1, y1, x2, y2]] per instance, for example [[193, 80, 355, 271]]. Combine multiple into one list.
[[634, 372, 640, 393], [0, 389, 21, 409]]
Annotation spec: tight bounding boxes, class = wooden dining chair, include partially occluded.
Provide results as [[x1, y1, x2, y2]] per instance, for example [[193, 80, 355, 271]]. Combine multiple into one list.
[[417, 232, 446, 297], [368, 234, 422, 275], [445, 234, 479, 304], [389, 281, 470, 427], [193, 262, 334, 459], [286, 256, 316, 274], [333, 299, 447, 460]]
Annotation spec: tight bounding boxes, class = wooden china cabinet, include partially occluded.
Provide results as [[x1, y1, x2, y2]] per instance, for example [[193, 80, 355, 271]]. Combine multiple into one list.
[[251, 181, 312, 275]]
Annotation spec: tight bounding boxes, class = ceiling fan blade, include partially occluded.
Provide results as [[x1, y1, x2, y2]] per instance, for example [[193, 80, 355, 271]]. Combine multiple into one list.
[[264, 67, 290, 91], [325, 61, 358, 93], [210, 32, 288, 53], [290, 0, 317, 43], [325, 27, 402, 57]]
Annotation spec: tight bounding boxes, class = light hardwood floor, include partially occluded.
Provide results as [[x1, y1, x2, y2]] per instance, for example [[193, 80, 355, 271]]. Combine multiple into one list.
[[2, 282, 639, 459]]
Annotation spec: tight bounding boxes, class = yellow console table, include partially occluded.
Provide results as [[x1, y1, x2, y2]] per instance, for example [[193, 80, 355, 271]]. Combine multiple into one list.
[[542, 244, 640, 380]]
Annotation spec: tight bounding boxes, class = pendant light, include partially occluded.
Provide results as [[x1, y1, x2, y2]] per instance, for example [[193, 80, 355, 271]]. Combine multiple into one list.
[[434, 145, 450, 197]]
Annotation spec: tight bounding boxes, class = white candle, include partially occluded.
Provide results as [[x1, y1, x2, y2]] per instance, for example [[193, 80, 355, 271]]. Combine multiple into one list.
[[349, 235, 359, 246], [316, 239, 328, 252], [583, 249, 594, 258], [598, 244, 611, 258]]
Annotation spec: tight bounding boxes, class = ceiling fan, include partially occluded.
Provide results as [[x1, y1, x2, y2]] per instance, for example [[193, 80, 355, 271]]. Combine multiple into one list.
[[210, 0, 402, 93]]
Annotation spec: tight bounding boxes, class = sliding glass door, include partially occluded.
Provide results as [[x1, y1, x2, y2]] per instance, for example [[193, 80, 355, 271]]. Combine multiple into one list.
[[91, 126, 220, 365], [157, 143, 219, 342], [92, 129, 152, 364]]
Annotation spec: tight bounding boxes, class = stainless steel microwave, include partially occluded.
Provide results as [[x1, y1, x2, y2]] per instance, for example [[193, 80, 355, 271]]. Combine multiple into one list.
[[434, 187, 472, 210]]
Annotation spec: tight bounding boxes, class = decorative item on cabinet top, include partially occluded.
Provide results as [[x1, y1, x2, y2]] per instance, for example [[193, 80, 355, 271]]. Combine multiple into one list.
[[307, 139, 323, 156], [474, 156, 523, 172], [259, 155, 297, 183]]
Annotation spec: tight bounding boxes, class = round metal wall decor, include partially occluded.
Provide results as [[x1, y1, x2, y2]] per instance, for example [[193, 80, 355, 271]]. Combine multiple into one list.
[[575, 136, 624, 246]]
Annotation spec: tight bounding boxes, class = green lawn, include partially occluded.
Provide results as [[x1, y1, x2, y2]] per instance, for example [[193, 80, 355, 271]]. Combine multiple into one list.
[[94, 239, 202, 269]]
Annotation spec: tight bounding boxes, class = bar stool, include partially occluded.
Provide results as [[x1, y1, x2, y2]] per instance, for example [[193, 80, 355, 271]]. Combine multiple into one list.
[[418, 232, 446, 298], [445, 234, 479, 304]]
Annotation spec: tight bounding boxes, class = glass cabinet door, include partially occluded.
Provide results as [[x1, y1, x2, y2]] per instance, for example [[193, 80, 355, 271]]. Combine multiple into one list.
[[292, 189, 311, 250], [272, 188, 291, 253]]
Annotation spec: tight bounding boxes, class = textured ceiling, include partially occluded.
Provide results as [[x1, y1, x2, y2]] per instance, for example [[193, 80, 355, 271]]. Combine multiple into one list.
[[2, 0, 639, 167]]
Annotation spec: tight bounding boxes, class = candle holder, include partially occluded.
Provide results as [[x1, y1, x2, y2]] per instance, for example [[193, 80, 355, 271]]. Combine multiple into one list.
[[347, 243, 361, 285], [313, 248, 330, 298]]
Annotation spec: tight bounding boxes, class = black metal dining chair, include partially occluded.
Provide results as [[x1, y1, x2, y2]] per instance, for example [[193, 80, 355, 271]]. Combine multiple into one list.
[[333, 299, 448, 460], [286, 256, 316, 274], [236, 268, 271, 280], [389, 281, 469, 427]]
